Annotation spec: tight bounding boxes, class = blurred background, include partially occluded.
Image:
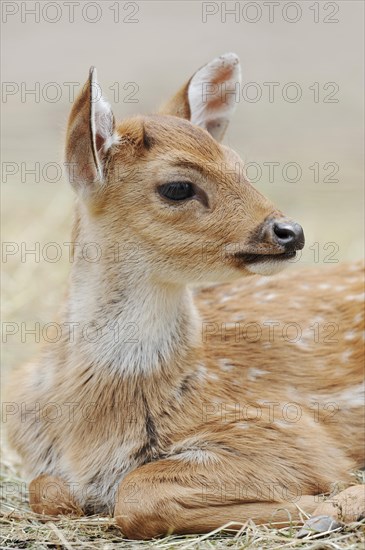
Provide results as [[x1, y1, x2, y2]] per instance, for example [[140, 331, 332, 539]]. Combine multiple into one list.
[[1, 0, 364, 373]]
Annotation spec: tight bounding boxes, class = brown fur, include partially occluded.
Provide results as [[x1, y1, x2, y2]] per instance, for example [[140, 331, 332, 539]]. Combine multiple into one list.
[[6, 55, 364, 540]]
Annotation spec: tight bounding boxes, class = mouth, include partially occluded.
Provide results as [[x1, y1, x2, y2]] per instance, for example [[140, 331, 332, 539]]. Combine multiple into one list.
[[234, 250, 297, 265]]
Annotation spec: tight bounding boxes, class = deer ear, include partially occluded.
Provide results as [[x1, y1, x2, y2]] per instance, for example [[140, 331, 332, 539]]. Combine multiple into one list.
[[160, 53, 241, 142], [65, 67, 117, 192]]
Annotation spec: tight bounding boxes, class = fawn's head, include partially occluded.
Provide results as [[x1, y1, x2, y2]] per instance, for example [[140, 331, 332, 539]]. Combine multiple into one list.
[[65, 53, 304, 284]]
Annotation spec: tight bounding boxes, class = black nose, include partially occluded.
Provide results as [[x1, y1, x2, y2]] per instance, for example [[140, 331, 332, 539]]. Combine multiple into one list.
[[273, 222, 305, 250]]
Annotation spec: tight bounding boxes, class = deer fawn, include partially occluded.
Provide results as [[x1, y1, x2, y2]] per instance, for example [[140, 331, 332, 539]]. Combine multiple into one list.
[[7, 53, 364, 539]]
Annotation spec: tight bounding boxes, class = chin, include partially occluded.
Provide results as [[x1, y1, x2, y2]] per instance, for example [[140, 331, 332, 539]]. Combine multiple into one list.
[[246, 259, 291, 276]]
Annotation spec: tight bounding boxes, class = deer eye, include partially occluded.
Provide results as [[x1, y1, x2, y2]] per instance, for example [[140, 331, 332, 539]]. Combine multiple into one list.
[[158, 182, 195, 201]]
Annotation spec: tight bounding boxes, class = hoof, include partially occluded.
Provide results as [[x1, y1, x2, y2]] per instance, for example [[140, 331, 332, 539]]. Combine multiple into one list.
[[297, 486, 365, 538], [297, 515, 343, 538]]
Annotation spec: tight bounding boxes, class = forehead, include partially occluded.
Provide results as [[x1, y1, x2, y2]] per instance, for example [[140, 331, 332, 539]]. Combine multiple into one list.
[[146, 114, 224, 160], [116, 114, 242, 182]]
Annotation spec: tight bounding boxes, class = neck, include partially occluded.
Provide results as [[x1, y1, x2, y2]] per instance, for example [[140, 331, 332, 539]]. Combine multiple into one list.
[[64, 239, 202, 378]]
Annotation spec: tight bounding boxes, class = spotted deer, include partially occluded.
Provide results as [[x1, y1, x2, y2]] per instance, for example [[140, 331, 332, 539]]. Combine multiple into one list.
[[7, 53, 364, 539]]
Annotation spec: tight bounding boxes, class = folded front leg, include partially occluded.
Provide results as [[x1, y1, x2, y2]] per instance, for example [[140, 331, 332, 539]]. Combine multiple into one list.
[[114, 456, 319, 539]]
